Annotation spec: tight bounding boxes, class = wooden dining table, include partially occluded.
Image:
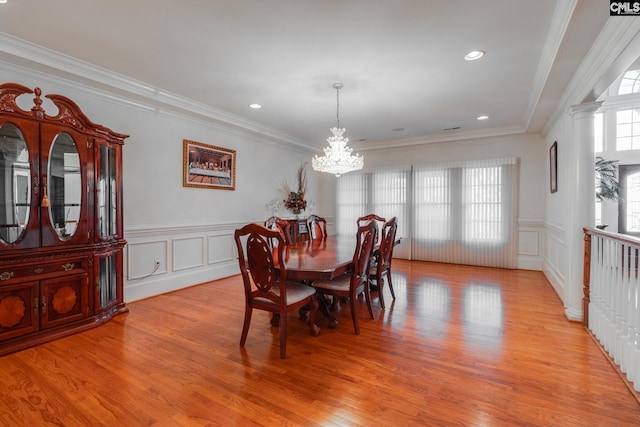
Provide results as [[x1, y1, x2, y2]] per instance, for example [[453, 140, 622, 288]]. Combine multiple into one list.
[[273, 235, 357, 328], [273, 234, 401, 328], [279, 235, 357, 282]]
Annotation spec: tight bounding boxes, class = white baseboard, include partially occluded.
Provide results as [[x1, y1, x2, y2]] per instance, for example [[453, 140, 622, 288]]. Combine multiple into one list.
[[124, 261, 238, 302]]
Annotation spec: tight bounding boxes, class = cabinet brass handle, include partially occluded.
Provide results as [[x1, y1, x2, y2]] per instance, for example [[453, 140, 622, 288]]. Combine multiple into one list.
[[0, 271, 14, 281], [41, 296, 47, 314], [34, 298, 39, 313], [61, 263, 74, 271], [34, 268, 43, 274]]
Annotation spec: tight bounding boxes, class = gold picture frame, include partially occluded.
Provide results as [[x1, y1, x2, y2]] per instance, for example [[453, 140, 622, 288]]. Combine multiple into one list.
[[550, 141, 557, 193], [183, 139, 236, 190]]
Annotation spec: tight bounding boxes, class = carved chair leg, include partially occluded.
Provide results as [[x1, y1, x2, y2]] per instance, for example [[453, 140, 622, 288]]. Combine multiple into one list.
[[240, 308, 253, 346], [363, 281, 375, 319], [350, 292, 360, 335], [387, 270, 395, 299], [279, 310, 287, 359], [378, 276, 386, 309]]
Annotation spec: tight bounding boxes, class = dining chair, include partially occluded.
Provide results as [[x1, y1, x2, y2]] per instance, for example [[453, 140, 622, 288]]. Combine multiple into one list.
[[306, 214, 327, 240], [357, 214, 385, 246], [356, 213, 386, 291], [369, 216, 398, 309], [234, 223, 320, 359], [312, 219, 377, 335], [264, 216, 292, 245]]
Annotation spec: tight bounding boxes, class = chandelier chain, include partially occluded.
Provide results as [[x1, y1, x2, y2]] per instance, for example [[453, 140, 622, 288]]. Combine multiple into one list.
[[336, 86, 340, 129]]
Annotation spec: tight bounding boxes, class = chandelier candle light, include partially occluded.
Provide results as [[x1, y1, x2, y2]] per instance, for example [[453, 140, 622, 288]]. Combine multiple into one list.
[[312, 83, 364, 177]]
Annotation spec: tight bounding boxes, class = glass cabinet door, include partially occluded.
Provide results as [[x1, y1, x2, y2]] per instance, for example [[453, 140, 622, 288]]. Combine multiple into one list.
[[0, 120, 40, 250], [97, 142, 119, 240], [47, 132, 81, 241], [99, 254, 116, 308], [40, 125, 89, 247]]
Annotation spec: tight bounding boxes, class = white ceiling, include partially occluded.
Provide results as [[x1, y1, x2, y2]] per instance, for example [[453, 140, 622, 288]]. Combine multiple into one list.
[[0, 1, 608, 152]]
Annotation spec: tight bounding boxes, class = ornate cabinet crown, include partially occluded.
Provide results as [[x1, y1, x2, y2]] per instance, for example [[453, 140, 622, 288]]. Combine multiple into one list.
[[0, 83, 128, 355]]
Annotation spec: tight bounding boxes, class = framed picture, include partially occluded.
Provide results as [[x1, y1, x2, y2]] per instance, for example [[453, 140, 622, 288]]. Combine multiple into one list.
[[183, 139, 236, 190], [549, 141, 557, 193]]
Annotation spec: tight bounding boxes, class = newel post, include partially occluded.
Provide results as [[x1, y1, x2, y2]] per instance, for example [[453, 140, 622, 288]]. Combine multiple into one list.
[[582, 230, 591, 327]]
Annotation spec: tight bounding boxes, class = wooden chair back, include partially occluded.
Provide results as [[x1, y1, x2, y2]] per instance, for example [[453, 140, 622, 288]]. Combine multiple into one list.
[[264, 216, 292, 245], [357, 214, 385, 246], [352, 220, 378, 290], [236, 223, 287, 304], [369, 216, 398, 309], [378, 216, 398, 273], [306, 214, 327, 240]]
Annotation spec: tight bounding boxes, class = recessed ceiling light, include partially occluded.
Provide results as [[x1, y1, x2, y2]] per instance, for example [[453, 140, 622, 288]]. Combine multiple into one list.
[[0, 1, 7, 4], [477, 115, 489, 121], [465, 50, 485, 61], [249, 103, 261, 109], [392, 127, 405, 132]]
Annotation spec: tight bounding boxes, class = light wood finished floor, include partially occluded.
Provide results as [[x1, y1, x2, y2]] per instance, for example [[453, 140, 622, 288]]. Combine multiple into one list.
[[1, 260, 639, 426]]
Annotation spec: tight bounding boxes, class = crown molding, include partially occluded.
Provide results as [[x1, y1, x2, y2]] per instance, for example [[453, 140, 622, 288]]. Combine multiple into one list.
[[523, 0, 578, 130], [542, 18, 640, 136], [353, 125, 527, 152], [0, 31, 312, 152]]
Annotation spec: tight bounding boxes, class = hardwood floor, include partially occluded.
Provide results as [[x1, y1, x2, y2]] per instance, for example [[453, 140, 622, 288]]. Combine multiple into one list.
[[1, 260, 639, 426]]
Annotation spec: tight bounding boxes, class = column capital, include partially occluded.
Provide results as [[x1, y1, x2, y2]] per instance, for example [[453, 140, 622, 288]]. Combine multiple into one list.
[[569, 101, 603, 116]]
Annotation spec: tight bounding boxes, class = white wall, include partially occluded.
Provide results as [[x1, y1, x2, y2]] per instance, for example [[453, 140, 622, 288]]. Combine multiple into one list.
[[543, 114, 568, 303], [347, 133, 547, 270], [0, 59, 317, 302], [122, 108, 319, 301]]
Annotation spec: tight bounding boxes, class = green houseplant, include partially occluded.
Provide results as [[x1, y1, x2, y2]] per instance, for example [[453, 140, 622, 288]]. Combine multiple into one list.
[[595, 156, 621, 202], [595, 156, 621, 230]]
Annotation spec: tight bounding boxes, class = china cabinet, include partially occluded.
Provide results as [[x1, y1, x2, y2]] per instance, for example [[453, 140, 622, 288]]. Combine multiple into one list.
[[0, 83, 128, 355]]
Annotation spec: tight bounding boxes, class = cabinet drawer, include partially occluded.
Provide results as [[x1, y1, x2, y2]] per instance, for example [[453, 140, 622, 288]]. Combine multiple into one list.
[[0, 259, 86, 283]]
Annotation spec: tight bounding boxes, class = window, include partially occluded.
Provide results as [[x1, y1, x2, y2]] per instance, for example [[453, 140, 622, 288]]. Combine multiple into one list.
[[413, 168, 450, 241], [616, 109, 640, 151], [337, 158, 519, 268], [618, 69, 640, 95], [372, 169, 408, 238], [335, 173, 367, 236], [464, 166, 503, 242], [336, 168, 409, 244]]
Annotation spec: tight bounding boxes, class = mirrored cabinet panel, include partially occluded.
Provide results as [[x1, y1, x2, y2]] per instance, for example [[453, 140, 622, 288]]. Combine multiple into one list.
[[0, 83, 128, 356], [0, 123, 30, 245], [48, 132, 81, 241]]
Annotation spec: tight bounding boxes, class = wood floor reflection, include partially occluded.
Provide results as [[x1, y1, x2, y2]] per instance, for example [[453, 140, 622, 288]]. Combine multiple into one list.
[[1, 260, 639, 426]]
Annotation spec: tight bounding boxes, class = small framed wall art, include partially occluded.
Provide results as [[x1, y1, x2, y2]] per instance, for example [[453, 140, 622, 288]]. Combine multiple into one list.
[[183, 139, 236, 190], [549, 141, 557, 193]]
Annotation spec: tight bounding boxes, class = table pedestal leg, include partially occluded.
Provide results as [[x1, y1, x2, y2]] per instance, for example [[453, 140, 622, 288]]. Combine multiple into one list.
[[317, 294, 338, 329]]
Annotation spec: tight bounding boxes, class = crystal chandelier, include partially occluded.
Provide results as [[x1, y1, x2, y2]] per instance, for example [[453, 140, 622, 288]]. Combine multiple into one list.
[[312, 83, 363, 177]]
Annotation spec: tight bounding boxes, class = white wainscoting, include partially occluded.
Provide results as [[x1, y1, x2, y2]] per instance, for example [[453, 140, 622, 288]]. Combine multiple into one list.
[[543, 220, 566, 303], [124, 221, 246, 302], [517, 218, 545, 270]]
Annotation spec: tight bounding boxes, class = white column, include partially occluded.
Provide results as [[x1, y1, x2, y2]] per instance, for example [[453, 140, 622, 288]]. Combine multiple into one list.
[[564, 102, 601, 320]]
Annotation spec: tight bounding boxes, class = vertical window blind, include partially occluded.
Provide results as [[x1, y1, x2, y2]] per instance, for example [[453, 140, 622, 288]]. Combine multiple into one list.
[[336, 158, 519, 268]]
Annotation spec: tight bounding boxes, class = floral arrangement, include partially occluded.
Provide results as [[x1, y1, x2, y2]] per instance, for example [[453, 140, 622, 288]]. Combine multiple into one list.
[[283, 163, 308, 214]]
